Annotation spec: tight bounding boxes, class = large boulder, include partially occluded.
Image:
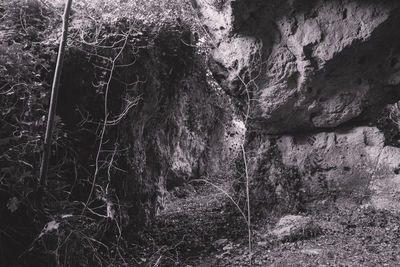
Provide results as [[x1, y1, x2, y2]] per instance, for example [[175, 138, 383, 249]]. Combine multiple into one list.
[[194, 0, 400, 133]]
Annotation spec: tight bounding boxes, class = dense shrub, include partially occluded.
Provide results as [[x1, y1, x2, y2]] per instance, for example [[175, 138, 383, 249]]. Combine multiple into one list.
[[0, 0, 203, 266], [0, 1, 63, 265]]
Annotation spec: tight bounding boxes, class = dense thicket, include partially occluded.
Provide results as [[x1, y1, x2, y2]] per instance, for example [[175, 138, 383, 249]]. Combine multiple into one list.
[[0, 1, 216, 266]]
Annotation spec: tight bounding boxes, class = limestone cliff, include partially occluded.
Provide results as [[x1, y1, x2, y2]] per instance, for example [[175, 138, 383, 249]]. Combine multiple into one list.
[[194, 0, 400, 133], [194, 0, 400, 212]]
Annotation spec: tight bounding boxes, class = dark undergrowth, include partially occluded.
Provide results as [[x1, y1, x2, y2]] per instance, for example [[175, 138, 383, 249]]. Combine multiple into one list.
[[0, 0, 204, 266]]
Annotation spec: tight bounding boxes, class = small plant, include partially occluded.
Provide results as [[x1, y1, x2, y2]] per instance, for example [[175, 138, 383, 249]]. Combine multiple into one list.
[[376, 102, 400, 147]]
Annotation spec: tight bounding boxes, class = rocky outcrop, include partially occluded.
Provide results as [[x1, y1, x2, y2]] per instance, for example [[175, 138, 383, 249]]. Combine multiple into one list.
[[194, 0, 400, 213], [247, 127, 400, 212], [194, 0, 400, 133], [57, 24, 242, 229]]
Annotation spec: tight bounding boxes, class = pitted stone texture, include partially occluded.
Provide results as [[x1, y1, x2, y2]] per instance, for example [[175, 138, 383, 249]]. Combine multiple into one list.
[[247, 127, 400, 212], [370, 146, 400, 212], [195, 0, 400, 133]]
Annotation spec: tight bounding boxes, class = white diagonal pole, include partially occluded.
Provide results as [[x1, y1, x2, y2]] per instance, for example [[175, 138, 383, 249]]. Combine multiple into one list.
[[39, 0, 73, 188]]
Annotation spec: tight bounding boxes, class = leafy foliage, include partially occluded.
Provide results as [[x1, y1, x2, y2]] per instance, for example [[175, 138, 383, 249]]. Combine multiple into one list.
[[70, 0, 195, 25], [0, 1, 66, 265], [0, 0, 205, 266]]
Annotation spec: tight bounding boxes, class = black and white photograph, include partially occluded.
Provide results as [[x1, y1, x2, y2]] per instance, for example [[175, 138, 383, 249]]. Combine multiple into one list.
[[1, 0, 400, 266]]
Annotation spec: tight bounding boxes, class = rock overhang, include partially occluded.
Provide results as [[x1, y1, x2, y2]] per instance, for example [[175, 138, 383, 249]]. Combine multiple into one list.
[[195, 0, 400, 133]]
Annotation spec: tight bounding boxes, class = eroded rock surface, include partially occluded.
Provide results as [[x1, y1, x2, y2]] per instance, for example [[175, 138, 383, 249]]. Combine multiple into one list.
[[247, 126, 400, 212], [58, 26, 244, 229], [194, 0, 400, 213], [194, 0, 400, 133]]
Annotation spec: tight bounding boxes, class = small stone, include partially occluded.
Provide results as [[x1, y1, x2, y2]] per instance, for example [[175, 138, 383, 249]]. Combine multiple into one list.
[[222, 243, 233, 251], [214, 238, 228, 246], [270, 215, 320, 241], [301, 248, 323, 256], [257, 241, 268, 246]]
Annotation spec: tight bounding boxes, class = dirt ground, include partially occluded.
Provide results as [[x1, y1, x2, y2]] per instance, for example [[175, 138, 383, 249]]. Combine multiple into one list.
[[131, 180, 400, 267]]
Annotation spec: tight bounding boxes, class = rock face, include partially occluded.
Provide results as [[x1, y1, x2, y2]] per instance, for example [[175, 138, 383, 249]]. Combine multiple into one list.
[[194, 0, 400, 213], [247, 127, 400, 212], [58, 25, 242, 229], [194, 0, 400, 133]]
